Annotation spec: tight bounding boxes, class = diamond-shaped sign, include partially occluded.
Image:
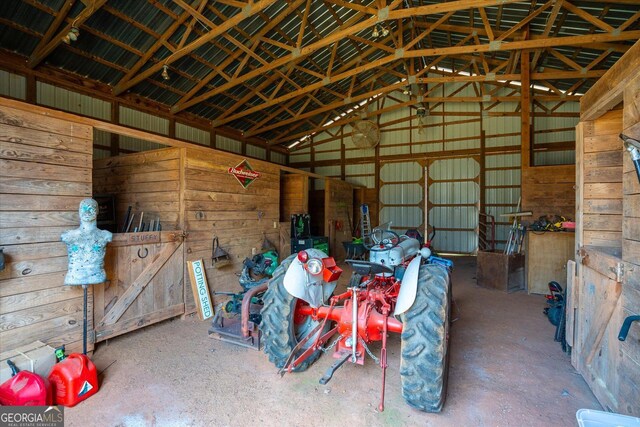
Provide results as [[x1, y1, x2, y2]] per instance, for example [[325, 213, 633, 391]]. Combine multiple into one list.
[[228, 159, 261, 189]]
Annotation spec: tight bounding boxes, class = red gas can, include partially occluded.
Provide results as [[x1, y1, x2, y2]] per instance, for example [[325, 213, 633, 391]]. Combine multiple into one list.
[[0, 360, 51, 406], [48, 353, 99, 407]]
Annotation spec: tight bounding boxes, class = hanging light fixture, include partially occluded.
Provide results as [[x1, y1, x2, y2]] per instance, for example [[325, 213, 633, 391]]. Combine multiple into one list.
[[161, 64, 170, 80], [62, 27, 80, 44], [382, 26, 389, 37], [372, 25, 379, 38]]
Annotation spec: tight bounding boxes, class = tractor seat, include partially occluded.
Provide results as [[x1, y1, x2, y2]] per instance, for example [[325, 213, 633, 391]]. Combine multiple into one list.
[[345, 260, 393, 276]]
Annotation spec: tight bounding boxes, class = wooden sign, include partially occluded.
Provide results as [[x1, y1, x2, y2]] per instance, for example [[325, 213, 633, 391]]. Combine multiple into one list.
[[187, 259, 214, 320]]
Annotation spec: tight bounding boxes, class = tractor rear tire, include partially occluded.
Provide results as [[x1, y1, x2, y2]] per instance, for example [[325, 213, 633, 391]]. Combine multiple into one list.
[[400, 264, 451, 412], [260, 254, 328, 371]]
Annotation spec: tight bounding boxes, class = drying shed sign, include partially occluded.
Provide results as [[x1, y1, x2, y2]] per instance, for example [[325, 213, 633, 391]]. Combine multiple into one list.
[[228, 159, 261, 189]]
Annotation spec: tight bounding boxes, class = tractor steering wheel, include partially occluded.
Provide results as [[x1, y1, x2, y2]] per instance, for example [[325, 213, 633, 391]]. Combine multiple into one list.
[[365, 228, 401, 250]]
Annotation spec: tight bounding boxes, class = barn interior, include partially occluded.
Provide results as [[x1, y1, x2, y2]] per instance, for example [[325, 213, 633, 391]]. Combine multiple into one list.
[[0, 1, 638, 425]]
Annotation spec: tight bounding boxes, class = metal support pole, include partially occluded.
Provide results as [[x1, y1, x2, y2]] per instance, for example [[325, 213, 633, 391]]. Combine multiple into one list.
[[83, 284, 88, 355]]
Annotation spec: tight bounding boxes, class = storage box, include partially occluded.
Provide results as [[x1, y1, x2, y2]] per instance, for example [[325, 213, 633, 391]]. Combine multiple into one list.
[[291, 236, 329, 255], [0, 341, 57, 383], [476, 251, 525, 293]]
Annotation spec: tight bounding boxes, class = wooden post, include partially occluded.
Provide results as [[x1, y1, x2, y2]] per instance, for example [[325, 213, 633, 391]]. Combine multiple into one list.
[[110, 101, 120, 157], [25, 74, 36, 104], [521, 49, 531, 168], [340, 125, 346, 180]]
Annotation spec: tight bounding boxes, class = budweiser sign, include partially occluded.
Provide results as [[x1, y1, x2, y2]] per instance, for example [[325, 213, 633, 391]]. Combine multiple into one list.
[[228, 159, 261, 188]]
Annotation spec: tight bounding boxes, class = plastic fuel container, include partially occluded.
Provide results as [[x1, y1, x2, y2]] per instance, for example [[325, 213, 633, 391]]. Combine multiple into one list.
[[0, 360, 51, 406], [48, 353, 98, 406]]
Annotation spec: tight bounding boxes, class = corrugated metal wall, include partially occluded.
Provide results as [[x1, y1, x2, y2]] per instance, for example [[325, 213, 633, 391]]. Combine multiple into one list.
[[118, 106, 168, 152], [379, 161, 423, 231], [216, 134, 242, 154], [0, 70, 25, 100], [270, 151, 287, 165], [246, 144, 267, 160], [428, 158, 480, 253], [176, 122, 209, 146], [38, 82, 111, 120]]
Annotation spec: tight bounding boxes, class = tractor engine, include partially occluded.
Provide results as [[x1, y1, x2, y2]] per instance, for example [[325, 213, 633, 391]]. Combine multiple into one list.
[[368, 235, 420, 273]]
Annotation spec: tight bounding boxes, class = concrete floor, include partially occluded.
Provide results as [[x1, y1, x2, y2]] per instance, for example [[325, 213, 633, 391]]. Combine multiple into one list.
[[66, 257, 601, 426]]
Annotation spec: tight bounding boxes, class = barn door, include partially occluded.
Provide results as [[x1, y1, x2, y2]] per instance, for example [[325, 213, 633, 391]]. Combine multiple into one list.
[[93, 231, 185, 342], [379, 161, 424, 236], [425, 157, 480, 254]]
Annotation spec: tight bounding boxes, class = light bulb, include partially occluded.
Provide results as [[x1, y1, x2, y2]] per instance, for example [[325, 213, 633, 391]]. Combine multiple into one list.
[[382, 27, 389, 37], [161, 65, 170, 80], [372, 26, 379, 38]]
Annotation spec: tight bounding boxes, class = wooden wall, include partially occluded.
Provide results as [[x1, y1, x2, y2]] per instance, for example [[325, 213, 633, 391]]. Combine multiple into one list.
[[620, 73, 640, 414], [183, 147, 280, 312], [0, 104, 94, 354], [280, 174, 308, 222], [572, 57, 639, 416], [93, 148, 182, 231], [521, 164, 576, 220], [580, 110, 624, 248], [324, 179, 354, 261]]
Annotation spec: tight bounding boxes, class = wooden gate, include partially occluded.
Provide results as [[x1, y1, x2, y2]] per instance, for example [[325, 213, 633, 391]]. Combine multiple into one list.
[[93, 231, 185, 342]]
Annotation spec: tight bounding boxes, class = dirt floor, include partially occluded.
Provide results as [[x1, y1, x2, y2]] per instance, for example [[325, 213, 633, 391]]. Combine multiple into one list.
[[65, 256, 601, 427]]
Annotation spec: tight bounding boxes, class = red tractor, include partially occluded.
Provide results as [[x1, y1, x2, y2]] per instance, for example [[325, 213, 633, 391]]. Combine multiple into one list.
[[259, 224, 452, 412]]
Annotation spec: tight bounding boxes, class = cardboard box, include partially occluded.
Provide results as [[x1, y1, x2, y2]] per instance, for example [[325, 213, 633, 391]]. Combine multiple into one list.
[[476, 251, 525, 293], [0, 341, 56, 383]]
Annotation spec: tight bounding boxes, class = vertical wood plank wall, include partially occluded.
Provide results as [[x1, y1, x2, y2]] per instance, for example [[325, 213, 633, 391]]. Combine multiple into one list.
[[573, 77, 639, 416], [325, 179, 354, 261], [93, 148, 182, 231], [620, 74, 640, 414], [280, 174, 308, 222], [183, 147, 281, 312], [0, 105, 94, 354]]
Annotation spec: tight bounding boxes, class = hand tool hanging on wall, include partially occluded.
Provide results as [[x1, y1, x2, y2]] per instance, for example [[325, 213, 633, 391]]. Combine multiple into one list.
[[618, 315, 640, 341], [620, 134, 640, 184], [211, 236, 231, 268]]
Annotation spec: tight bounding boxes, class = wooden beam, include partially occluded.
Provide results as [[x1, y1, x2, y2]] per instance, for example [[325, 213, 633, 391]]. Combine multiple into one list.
[[581, 39, 640, 120], [172, 0, 519, 113], [562, 1, 615, 32], [169, 0, 305, 112], [112, 0, 277, 95], [32, 0, 75, 56], [521, 49, 532, 168], [28, 0, 108, 68]]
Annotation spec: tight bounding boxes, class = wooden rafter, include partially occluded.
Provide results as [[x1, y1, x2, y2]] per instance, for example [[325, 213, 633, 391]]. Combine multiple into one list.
[[112, 0, 277, 95], [173, 0, 520, 114], [28, 0, 108, 68]]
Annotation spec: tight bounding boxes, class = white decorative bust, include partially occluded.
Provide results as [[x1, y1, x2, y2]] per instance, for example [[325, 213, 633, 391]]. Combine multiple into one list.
[[61, 198, 113, 285]]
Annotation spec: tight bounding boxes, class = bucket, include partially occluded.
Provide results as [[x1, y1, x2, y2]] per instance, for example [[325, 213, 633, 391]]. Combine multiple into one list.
[[0, 360, 51, 406], [48, 353, 98, 407]]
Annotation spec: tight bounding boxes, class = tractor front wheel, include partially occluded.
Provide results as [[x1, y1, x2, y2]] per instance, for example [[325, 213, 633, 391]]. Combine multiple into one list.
[[400, 264, 451, 412], [260, 254, 328, 371]]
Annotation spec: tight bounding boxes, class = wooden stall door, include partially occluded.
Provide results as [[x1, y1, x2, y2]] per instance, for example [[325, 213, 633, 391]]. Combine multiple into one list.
[[93, 232, 185, 342]]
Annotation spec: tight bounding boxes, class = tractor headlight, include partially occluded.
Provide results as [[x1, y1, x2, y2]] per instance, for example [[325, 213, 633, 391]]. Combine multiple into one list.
[[306, 258, 323, 275]]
